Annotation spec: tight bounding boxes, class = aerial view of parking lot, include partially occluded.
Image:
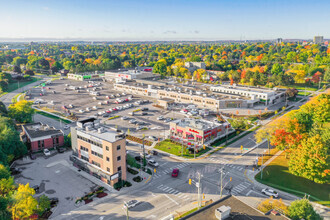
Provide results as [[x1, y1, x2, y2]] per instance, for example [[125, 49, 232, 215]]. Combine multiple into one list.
[[1, 3, 329, 219]]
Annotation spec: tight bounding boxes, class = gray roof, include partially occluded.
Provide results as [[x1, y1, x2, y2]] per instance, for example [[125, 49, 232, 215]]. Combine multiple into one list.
[[183, 195, 288, 220], [22, 122, 63, 139]]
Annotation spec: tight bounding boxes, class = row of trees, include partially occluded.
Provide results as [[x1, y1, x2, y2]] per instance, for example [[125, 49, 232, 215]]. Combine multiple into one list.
[[0, 100, 52, 219], [258, 197, 321, 220], [1, 42, 329, 86], [255, 92, 329, 184]]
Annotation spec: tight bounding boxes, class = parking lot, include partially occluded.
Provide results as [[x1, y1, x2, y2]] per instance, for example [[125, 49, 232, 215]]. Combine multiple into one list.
[[13, 151, 98, 218], [29, 79, 190, 140]]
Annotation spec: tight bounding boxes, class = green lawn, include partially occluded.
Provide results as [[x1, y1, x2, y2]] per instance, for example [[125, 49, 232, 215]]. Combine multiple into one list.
[[155, 140, 211, 158], [297, 91, 311, 96], [7, 77, 40, 92], [255, 152, 330, 206], [36, 111, 72, 124]]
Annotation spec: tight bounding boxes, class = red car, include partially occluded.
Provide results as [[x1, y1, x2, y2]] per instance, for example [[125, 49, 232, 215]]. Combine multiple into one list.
[[172, 168, 179, 177]]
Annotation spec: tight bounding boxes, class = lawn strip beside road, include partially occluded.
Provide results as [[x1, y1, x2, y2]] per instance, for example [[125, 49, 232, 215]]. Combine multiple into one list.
[[255, 152, 329, 205], [35, 110, 72, 124], [155, 139, 211, 159]]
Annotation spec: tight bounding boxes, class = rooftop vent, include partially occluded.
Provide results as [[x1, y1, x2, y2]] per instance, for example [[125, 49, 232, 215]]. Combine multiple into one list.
[[215, 205, 231, 220], [98, 128, 103, 134]]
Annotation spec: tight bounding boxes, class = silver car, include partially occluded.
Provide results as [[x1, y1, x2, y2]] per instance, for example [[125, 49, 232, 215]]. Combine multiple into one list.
[[124, 200, 140, 209], [261, 188, 279, 198]]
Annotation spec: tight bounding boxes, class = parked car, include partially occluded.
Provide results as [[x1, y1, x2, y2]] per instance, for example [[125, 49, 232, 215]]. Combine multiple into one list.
[[140, 153, 152, 159], [63, 125, 70, 130], [57, 147, 66, 153], [261, 188, 279, 198], [141, 108, 149, 111], [172, 168, 179, 177], [10, 167, 22, 175], [79, 109, 85, 113], [136, 126, 146, 131], [103, 113, 110, 118], [148, 136, 158, 141], [129, 119, 137, 124], [141, 112, 148, 116], [157, 116, 164, 120], [148, 150, 158, 155], [147, 159, 159, 167], [164, 118, 172, 123], [124, 200, 140, 209], [134, 156, 142, 161], [32, 185, 40, 193], [43, 149, 51, 157], [49, 197, 59, 207]]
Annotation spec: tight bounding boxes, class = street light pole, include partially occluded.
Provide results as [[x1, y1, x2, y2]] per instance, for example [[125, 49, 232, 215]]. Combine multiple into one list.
[[197, 172, 201, 209], [123, 203, 129, 220], [261, 150, 266, 179]]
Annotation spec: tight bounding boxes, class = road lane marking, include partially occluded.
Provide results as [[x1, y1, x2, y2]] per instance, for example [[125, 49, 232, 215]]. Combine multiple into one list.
[[164, 194, 179, 205]]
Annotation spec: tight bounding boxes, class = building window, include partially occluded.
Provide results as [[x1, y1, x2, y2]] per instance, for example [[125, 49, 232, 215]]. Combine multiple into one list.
[[81, 146, 88, 152], [118, 166, 121, 172], [106, 146, 109, 151], [38, 140, 44, 150], [106, 157, 109, 162], [117, 145, 121, 150], [107, 167, 110, 172], [91, 150, 103, 159], [81, 155, 89, 162], [117, 156, 121, 161], [92, 161, 101, 168]]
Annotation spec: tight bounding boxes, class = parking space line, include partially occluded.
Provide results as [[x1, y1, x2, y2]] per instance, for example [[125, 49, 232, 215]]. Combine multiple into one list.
[[164, 194, 179, 205]]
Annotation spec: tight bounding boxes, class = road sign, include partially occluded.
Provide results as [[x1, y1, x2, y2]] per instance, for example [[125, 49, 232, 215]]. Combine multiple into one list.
[[243, 148, 248, 150]]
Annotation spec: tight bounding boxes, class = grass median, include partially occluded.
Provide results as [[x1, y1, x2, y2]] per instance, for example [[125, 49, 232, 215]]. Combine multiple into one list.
[[255, 151, 329, 206], [155, 139, 211, 159]]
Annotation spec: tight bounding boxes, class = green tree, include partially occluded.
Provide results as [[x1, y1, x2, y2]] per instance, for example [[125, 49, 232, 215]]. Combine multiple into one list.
[[0, 101, 7, 116], [37, 195, 51, 215], [153, 62, 167, 77], [271, 63, 283, 75], [288, 199, 321, 220], [11, 183, 38, 220], [8, 100, 35, 123]]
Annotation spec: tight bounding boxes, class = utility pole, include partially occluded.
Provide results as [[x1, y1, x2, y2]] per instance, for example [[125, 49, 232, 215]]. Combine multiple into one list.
[[123, 203, 129, 220], [261, 150, 266, 179]]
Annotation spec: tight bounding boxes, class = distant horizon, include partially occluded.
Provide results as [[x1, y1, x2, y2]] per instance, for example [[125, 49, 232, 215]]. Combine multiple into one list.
[[0, 37, 328, 44], [1, 0, 329, 42]]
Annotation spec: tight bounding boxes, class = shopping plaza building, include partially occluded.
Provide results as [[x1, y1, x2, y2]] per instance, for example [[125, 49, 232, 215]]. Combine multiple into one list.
[[169, 118, 232, 147], [114, 80, 286, 110], [70, 118, 126, 186]]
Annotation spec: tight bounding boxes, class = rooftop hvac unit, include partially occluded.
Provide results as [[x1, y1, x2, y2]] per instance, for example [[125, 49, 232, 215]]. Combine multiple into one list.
[[215, 205, 231, 220], [86, 126, 93, 131], [98, 128, 103, 134]]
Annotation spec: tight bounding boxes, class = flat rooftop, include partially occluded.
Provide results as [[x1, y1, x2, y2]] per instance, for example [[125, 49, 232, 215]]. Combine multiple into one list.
[[211, 84, 280, 94], [22, 122, 63, 139], [76, 118, 124, 143], [172, 118, 222, 130], [184, 195, 288, 220]]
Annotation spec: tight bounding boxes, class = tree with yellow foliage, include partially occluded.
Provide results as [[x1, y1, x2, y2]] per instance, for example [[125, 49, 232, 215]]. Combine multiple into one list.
[[11, 183, 38, 219]]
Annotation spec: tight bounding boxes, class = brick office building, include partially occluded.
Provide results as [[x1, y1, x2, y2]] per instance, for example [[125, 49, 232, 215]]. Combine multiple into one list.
[[21, 122, 64, 152]]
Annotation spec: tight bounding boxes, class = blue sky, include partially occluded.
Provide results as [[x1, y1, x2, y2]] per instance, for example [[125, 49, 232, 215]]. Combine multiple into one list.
[[0, 0, 329, 41]]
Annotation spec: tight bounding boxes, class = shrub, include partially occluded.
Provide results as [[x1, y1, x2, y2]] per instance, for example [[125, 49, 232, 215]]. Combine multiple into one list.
[[127, 167, 138, 175], [133, 176, 143, 182]]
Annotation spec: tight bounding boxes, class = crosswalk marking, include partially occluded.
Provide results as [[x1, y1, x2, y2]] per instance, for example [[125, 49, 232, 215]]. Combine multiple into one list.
[[157, 185, 191, 202], [232, 182, 251, 195]]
